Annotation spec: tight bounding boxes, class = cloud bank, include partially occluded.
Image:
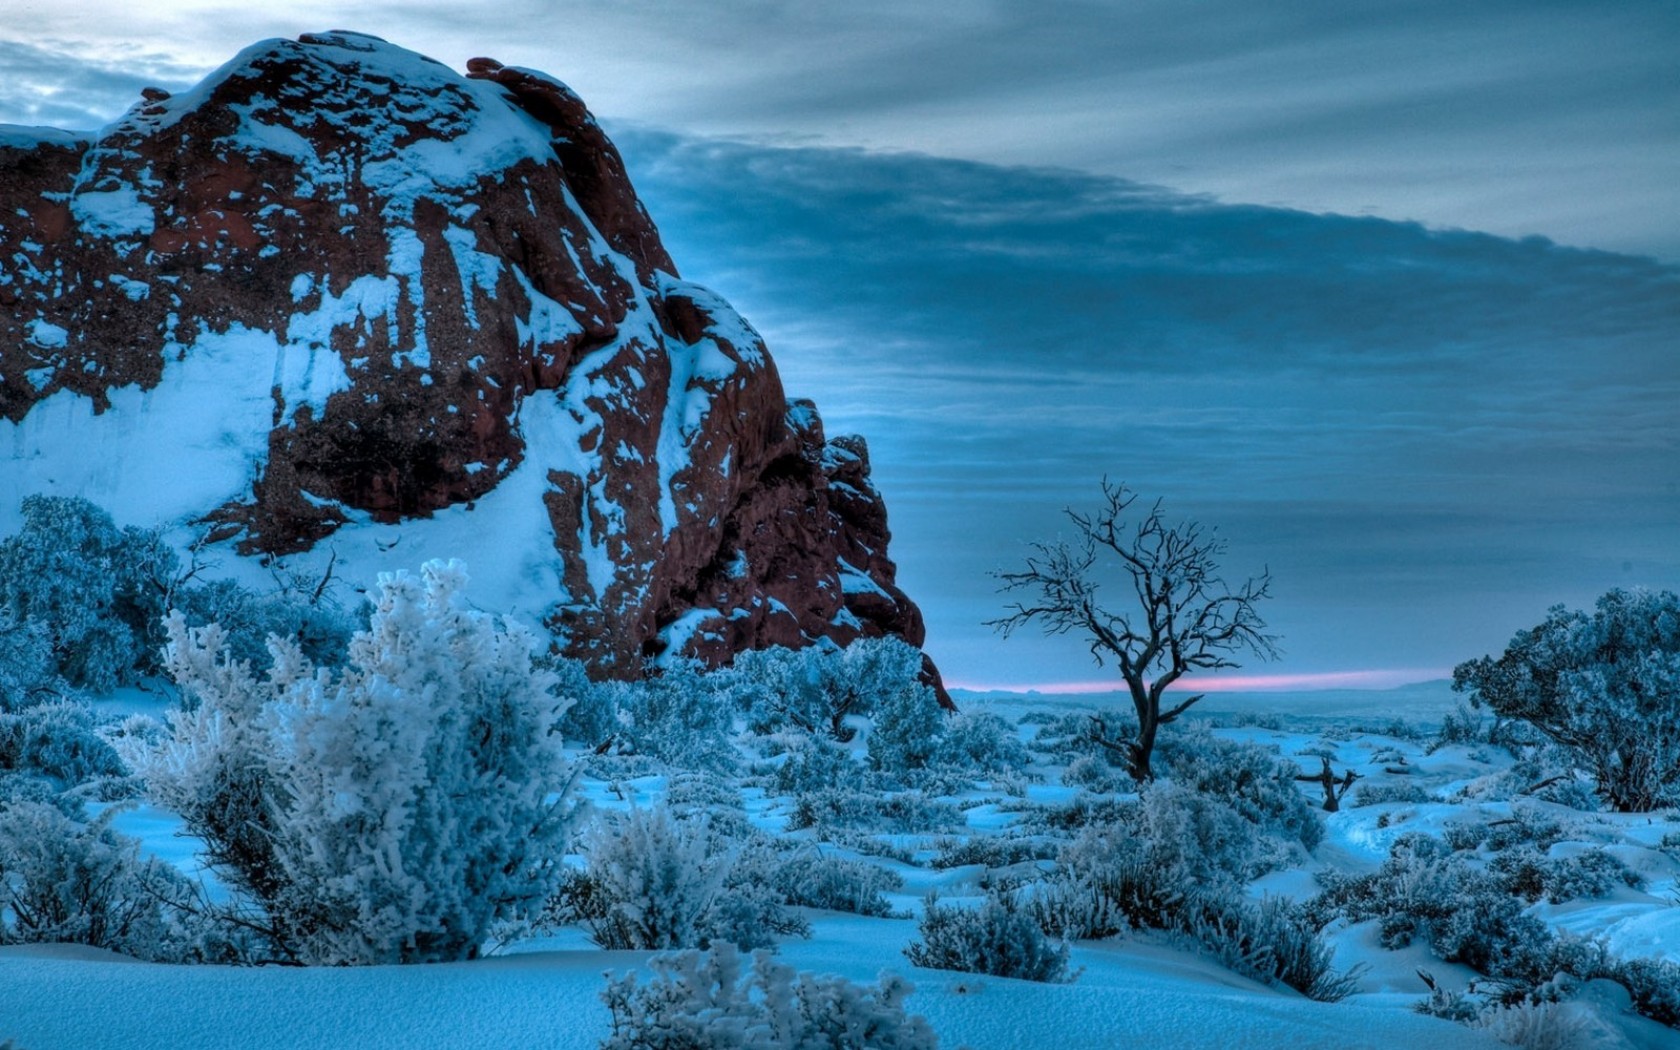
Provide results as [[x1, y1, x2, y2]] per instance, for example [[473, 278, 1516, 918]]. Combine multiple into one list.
[[613, 129, 1680, 686]]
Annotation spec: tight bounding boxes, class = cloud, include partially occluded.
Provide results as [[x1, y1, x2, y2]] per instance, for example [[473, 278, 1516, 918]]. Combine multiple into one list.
[[0, 39, 209, 130], [1, 1, 1675, 254], [614, 128, 1680, 684]]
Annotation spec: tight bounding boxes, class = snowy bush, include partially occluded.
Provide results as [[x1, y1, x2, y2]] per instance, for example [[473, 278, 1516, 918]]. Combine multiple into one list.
[[548, 655, 622, 750], [927, 711, 1030, 778], [128, 560, 576, 965], [1454, 588, 1680, 811], [772, 849, 904, 917], [737, 637, 927, 742], [613, 661, 737, 773], [788, 788, 965, 835], [0, 801, 227, 962], [170, 575, 356, 672], [0, 495, 179, 691], [866, 674, 945, 774], [0, 613, 62, 711], [905, 889, 1073, 983], [1156, 730, 1324, 851], [930, 835, 1056, 871], [1487, 846, 1643, 904], [570, 805, 806, 951], [1181, 894, 1360, 1002], [1310, 835, 1560, 986], [0, 699, 125, 787], [1060, 753, 1128, 792], [601, 942, 939, 1050], [769, 729, 866, 797], [1132, 781, 1279, 885]]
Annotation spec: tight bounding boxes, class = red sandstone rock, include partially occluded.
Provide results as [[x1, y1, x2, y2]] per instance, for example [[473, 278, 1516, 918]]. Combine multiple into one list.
[[0, 32, 949, 702]]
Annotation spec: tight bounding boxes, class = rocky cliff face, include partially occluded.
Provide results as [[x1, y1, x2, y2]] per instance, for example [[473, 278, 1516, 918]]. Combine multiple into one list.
[[0, 31, 943, 696]]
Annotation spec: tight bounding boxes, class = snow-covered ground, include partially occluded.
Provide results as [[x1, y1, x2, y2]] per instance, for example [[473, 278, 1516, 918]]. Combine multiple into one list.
[[4, 684, 1678, 1050]]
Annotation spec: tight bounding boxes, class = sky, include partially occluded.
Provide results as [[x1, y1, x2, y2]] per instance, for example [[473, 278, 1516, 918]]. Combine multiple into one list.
[[2, 2, 1677, 691]]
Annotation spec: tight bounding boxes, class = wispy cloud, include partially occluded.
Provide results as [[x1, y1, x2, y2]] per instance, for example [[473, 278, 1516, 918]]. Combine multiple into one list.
[[2, 2, 1675, 254]]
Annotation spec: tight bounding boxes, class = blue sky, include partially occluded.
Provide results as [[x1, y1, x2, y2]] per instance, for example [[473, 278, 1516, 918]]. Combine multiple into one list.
[[2, 3, 1676, 689]]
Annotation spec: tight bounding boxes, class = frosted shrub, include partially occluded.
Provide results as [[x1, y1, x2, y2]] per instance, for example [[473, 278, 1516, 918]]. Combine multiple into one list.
[[928, 711, 1029, 778], [0, 801, 223, 962], [770, 729, 865, 796], [0, 613, 62, 711], [0, 699, 126, 788], [614, 661, 736, 772], [1183, 894, 1360, 1002], [601, 942, 939, 1050], [1488, 846, 1643, 904], [774, 849, 904, 917], [0, 495, 177, 692], [549, 655, 622, 750], [905, 889, 1073, 983], [867, 674, 945, 773], [130, 560, 576, 965], [1310, 836, 1559, 986], [1156, 730, 1323, 851], [570, 805, 806, 951], [171, 576, 356, 671], [1454, 589, 1680, 811], [1473, 1000, 1600, 1050], [738, 637, 926, 742], [1133, 782, 1273, 885], [789, 788, 965, 835], [578, 806, 724, 950]]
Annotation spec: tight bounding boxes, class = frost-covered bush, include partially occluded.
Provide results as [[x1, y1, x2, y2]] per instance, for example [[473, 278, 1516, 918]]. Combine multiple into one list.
[[1486, 846, 1643, 904], [1060, 753, 1128, 792], [1429, 702, 1487, 753], [927, 711, 1030, 778], [1182, 894, 1360, 1002], [0, 700, 125, 787], [171, 575, 357, 672], [0, 613, 63, 711], [1026, 711, 1125, 763], [769, 730, 866, 797], [548, 655, 622, 750], [1310, 835, 1559, 985], [788, 788, 965, 835], [867, 678, 944, 774], [0, 801, 228, 962], [1454, 589, 1680, 811], [128, 560, 575, 965], [1156, 730, 1323, 851], [1352, 782, 1433, 807], [905, 890, 1073, 983], [930, 835, 1056, 871], [1037, 830, 1356, 999], [601, 942, 939, 1050], [1132, 781, 1278, 885], [773, 849, 904, 917], [737, 637, 927, 742], [613, 662, 737, 773], [569, 805, 805, 951], [0, 495, 177, 691]]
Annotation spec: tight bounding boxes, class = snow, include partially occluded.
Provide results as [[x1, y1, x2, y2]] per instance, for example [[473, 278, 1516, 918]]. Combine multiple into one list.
[[0, 325, 277, 534], [8, 687, 1679, 1049], [69, 186, 154, 239]]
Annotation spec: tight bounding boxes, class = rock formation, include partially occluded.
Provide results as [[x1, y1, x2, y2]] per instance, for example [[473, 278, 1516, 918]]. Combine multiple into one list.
[[0, 31, 947, 700]]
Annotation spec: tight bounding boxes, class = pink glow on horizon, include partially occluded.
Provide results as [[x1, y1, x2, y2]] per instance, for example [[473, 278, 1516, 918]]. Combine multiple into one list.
[[947, 668, 1451, 694]]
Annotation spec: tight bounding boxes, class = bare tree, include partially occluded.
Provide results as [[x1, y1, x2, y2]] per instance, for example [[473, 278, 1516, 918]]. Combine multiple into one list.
[[990, 482, 1277, 781]]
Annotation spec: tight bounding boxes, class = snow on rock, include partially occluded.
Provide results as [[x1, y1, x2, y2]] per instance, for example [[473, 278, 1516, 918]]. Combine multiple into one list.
[[0, 31, 935, 684]]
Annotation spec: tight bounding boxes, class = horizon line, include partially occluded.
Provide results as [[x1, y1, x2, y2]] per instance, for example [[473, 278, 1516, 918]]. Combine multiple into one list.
[[946, 668, 1452, 695]]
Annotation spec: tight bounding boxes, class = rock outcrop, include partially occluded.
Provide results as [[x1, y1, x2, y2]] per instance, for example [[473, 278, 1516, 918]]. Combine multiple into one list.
[[0, 31, 945, 698]]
